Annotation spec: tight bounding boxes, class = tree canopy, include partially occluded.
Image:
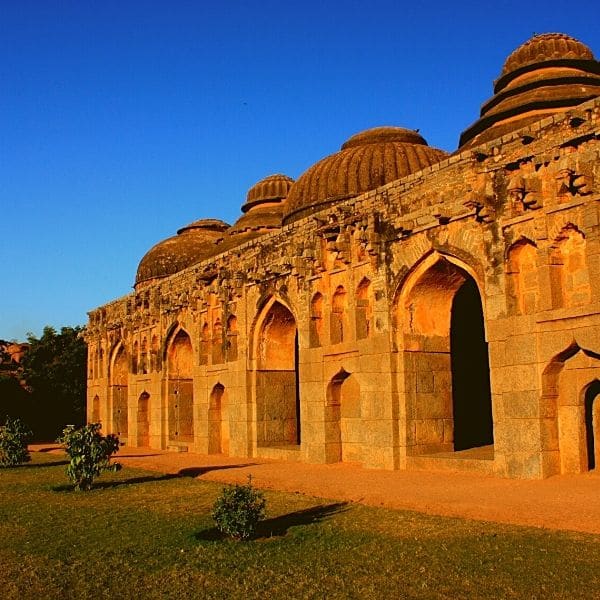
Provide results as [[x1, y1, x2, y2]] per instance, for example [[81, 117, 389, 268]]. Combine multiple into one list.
[[1, 326, 87, 440]]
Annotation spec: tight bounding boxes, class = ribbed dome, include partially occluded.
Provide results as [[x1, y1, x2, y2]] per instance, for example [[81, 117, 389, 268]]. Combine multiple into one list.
[[502, 33, 594, 76], [243, 174, 294, 213], [460, 33, 600, 148], [135, 219, 229, 287], [283, 127, 447, 223], [230, 174, 293, 235]]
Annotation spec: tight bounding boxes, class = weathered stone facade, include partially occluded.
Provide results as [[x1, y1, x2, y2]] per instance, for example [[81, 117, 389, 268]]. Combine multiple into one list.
[[86, 34, 600, 478]]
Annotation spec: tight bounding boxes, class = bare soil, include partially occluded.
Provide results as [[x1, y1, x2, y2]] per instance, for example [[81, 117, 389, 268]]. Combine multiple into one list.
[[33, 444, 600, 534]]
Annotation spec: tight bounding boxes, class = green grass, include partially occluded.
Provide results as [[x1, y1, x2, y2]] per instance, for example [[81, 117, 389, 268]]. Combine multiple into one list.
[[1, 452, 599, 599]]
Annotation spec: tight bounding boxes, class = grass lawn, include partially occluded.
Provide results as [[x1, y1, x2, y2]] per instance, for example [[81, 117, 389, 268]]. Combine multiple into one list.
[[0, 452, 599, 599]]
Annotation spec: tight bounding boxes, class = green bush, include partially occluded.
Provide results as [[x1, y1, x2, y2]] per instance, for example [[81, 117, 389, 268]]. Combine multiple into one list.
[[211, 476, 266, 540], [57, 423, 121, 491], [0, 416, 32, 467]]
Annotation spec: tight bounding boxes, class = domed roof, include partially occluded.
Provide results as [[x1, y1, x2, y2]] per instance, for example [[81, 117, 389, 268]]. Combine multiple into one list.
[[229, 174, 293, 235], [243, 174, 294, 212], [135, 219, 229, 287], [460, 33, 600, 148], [501, 33, 594, 76], [283, 127, 447, 224]]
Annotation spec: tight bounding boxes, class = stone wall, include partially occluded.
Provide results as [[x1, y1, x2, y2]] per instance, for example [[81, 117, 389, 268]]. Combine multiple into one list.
[[85, 97, 600, 478]]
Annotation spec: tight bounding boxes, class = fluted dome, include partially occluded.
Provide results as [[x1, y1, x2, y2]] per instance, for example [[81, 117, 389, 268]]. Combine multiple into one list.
[[501, 33, 594, 76], [460, 33, 600, 148], [135, 219, 229, 287], [283, 127, 447, 223], [243, 174, 294, 212], [228, 174, 292, 235]]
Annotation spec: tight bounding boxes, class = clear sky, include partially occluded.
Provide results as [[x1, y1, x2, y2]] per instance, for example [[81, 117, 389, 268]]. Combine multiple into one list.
[[1, 0, 599, 341]]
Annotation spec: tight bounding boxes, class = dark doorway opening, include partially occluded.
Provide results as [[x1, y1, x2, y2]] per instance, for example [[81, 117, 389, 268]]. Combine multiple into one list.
[[294, 332, 301, 445], [584, 381, 600, 470], [450, 278, 494, 451]]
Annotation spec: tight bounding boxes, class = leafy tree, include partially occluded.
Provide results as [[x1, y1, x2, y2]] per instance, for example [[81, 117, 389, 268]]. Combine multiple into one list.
[[0, 416, 32, 467], [20, 326, 87, 440], [58, 423, 121, 491], [0, 341, 34, 426]]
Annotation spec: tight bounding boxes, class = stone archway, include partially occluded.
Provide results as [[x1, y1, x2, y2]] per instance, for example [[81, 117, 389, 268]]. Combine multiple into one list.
[[110, 345, 128, 439], [137, 392, 150, 447], [208, 383, 229, 455], [254, 300, 300, 447], [397, 253, 493, 455], [584, 381, 600, 470], [450, 278, 494, 450], [166, 329, 194, 444], [326, 369, 361, 463], [542, 345, 600, 474]]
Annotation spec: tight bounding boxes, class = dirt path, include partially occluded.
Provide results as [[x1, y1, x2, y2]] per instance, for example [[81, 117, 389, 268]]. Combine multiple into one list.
[[33, 444, 600, 535]]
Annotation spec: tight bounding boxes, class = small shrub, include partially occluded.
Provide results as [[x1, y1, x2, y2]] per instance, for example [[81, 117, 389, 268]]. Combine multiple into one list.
[[212, 476, 266, 540], [58, 423, 121, 491], [0, 416, 32, 467]]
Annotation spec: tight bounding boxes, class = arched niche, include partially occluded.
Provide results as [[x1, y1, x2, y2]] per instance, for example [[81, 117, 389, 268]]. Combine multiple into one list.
[[309, 292, 324, 348], [208, 383, 229, 455], [226, 315, 238, 362], [355, 278, 373, 340], [254, 299, 300, 447], [331, 286, 348, 345], [91, 394, 100, 424], [395, 253, 493, 455], [550, 225, 591, 309], [137, 392, 150, 447], [325, 369, 362, 463], [542, 344, 600, 474], [212, 319, 224, 364], [506, 239, 538, 315], [166, 329, 194, 444], [110, 344, 128, 439], [199, 322, 210, 366]]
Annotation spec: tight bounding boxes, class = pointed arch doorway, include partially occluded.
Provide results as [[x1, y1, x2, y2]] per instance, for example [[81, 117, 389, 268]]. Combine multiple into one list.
[[254, 300, 301, 448], [398, 254, 494, 456]]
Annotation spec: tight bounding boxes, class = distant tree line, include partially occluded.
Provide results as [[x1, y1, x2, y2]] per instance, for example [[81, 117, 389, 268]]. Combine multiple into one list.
[[0, 326, 86, 441]]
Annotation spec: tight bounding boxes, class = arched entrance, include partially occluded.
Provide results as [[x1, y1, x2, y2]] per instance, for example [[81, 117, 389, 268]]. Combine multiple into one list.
[[542, 346, 600, 474], [208, 383, 229, 454], [584, 381, 600, 471], [110, 345, 128, 439], [167, 329, 194, 444], [137, 392, 150, 447], [397, 254, 493, 455], [450, 278, 494, 450], [326, 369, 361, 463], [255, 300, 300, 447]]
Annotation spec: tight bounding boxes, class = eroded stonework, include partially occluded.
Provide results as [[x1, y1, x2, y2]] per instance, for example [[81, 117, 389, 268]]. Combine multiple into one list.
[[86, 34, 600, 479]]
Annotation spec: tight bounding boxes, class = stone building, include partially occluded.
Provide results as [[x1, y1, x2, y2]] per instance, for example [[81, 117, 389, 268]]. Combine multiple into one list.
[[86, 33, 600, 479]]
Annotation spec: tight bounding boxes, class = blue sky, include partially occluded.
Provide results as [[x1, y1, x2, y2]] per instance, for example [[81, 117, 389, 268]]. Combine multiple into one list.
[[1, 0, 599, 340]]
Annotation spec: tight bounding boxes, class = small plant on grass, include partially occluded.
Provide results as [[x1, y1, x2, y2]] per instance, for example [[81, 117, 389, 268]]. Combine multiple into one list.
[[212, 476, 266, 540], [0, 416, 32, 467], [58, 422, 121, 491]]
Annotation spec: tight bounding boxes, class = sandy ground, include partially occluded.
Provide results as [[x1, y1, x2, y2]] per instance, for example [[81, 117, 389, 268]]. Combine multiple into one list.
[[32, 444, 600, 535]]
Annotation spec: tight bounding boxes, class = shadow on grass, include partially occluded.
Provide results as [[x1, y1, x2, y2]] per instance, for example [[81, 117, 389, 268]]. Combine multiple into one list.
[[50, 463, 256, 491], [195, 502, 349, 542], [14, 459, 70, 469]]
